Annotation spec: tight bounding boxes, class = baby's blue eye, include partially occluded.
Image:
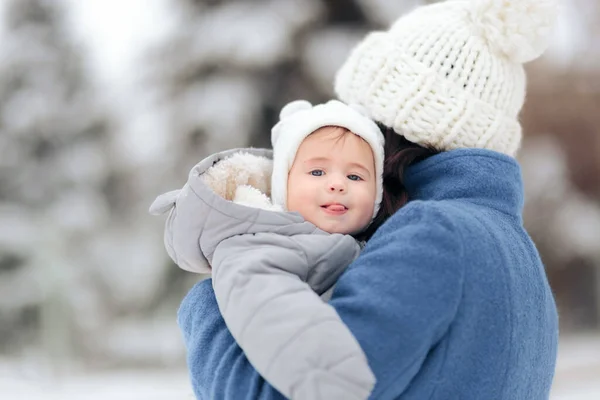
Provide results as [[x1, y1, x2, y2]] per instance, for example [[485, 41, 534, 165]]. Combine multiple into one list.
[[347, 174, 362, 181], [310, 170, 324, 176]]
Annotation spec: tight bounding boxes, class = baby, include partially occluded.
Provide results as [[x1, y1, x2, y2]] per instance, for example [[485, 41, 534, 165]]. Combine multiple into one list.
[[150, 100, 384, 400], [271, 100, 382, 237]]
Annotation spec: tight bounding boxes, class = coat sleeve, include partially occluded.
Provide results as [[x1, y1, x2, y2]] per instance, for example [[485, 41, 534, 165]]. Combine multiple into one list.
[[178, 204, 465, 399], [209, 232, 375, 400]]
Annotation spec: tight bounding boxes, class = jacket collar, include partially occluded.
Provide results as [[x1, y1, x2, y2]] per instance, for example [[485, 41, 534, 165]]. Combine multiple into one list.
[[404, 149, 524, 218]]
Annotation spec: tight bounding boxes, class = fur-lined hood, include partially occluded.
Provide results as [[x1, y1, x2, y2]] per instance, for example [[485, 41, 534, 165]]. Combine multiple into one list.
[[149, 148, 335, 275]]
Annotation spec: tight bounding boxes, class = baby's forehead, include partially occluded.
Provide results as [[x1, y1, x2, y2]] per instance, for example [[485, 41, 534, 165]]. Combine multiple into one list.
[[298, 139, 374, 168], [301, 129, 372, 154], [304, 126, 370, 146]]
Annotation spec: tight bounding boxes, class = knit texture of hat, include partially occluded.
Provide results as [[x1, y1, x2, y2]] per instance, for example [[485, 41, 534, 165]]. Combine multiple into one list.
[[334, 0, 558, 157], [270, 100, 385, 219]]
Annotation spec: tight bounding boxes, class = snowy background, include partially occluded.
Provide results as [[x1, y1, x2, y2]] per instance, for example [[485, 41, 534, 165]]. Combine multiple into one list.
[[0, 0, 599, 398]]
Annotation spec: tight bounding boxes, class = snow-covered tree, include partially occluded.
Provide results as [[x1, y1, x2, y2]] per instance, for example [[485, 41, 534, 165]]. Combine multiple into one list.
[[0, 0, 181, 367]]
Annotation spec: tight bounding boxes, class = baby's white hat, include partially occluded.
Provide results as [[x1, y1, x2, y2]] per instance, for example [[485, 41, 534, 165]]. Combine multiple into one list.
[[335, 0, 558, 157], [271, 100, 384, 219]]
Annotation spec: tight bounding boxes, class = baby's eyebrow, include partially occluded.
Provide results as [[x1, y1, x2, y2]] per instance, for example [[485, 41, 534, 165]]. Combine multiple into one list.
[[303, 157, 330, 165]]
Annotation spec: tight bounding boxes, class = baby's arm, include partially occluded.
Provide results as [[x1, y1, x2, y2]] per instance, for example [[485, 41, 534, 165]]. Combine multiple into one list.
[[211, 232, 375, 400]]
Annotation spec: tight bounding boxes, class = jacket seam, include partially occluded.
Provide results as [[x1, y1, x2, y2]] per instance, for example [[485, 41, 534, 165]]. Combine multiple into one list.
[[271, 317, 370, 394], [289, 236, 310, 277], [464, 210, 514, 400], [425, 205, 467, 400], [304, 236, 353, 278], [236, 283, 306, 342], [464, 198, 521, 219]]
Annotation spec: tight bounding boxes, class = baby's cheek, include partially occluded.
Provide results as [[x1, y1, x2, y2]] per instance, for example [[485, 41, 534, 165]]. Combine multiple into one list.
[[287, 194, 304, 213], [288, 196, 314, 222], [353, 214, 371, 233], [358, 198, 376, 224]]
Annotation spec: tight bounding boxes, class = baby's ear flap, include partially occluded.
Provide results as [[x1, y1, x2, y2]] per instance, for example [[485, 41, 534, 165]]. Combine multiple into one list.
[[272, 100, 312, 147], [149, 189, 181, 215], [279, 99, 312, 120]]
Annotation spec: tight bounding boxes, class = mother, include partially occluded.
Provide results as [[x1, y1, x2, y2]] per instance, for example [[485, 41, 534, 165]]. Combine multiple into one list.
[[177, 0, 559, 398]]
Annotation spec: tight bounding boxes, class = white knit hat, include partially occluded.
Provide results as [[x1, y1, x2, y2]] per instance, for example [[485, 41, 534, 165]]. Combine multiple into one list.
[[334, 0, 558, 157], [271, 99, 385, 219]]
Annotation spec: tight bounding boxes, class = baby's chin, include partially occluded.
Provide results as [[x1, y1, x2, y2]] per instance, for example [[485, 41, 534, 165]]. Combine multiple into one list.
[[314, 221, 366, 236]]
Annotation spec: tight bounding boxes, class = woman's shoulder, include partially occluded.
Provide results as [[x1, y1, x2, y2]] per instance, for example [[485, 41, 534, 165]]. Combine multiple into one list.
[[379, 200, 463, 236], [371, 199, 515, 266], [365, 200, 465, 262]]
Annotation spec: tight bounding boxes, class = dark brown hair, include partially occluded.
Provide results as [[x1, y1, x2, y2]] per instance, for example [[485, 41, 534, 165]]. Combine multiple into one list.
[[356, 125, 439, 241]]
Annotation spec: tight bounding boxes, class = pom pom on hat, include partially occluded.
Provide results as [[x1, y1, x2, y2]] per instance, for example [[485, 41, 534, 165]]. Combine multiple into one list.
[[469, 0, 558, 63]]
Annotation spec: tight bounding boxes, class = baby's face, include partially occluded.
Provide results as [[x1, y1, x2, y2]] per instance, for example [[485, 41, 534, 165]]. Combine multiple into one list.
[[287, 126, 376, 235]]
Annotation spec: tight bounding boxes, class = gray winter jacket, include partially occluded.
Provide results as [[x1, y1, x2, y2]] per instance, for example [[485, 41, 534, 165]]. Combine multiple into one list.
[[150, 148, 375, 400]]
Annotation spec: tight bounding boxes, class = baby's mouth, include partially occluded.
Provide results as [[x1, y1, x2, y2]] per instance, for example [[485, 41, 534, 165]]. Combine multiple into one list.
[[321, 204, 348, 214]]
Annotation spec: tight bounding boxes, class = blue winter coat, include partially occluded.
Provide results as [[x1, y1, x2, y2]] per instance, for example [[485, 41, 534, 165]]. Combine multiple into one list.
[[177, 148, 559, 399]]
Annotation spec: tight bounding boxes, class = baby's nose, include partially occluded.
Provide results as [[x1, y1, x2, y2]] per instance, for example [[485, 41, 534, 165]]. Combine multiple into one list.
[[329, 180, 346, 192]]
